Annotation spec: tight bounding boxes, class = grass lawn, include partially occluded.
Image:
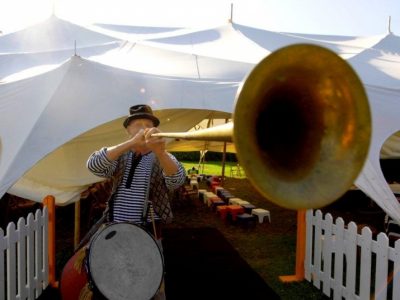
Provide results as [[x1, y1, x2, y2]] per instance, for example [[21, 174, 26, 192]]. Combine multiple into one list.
[[181, 160, 246, 178]]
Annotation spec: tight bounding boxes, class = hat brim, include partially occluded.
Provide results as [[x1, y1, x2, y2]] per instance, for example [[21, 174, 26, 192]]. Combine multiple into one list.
[[123, 113, 160, 128]]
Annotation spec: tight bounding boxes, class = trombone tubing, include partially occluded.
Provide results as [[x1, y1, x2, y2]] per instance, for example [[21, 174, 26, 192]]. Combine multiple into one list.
[[151, 122, 233, 142]]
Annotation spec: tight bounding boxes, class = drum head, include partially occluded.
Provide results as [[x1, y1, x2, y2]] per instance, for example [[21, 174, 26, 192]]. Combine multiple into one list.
[[88, 223, 163, 300]]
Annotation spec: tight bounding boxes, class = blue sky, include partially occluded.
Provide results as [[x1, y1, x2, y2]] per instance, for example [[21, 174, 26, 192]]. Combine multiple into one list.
[[0, 0, 399, 36]]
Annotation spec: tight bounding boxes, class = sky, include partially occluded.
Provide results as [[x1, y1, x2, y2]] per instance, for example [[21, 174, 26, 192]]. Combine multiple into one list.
[[0, 0, 399, 36]]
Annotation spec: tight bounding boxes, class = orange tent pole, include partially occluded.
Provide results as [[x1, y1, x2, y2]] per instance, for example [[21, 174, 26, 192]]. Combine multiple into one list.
[[42, 195, 59, 288], [279, 209, 306, 282]]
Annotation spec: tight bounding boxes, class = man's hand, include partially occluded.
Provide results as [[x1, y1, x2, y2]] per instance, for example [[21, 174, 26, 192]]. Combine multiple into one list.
[[127, 129, 147, 150], [144, 128, 179, 175], [144, 127, 166, 155]]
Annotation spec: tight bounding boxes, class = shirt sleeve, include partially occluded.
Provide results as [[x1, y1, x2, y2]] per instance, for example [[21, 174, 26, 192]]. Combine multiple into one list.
[[163, 153, 186, 190], [86, 147, 118, 178]]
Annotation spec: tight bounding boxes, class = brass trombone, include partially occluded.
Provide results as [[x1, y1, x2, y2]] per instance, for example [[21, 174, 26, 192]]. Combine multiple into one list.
[[153, 44, 371, 210]]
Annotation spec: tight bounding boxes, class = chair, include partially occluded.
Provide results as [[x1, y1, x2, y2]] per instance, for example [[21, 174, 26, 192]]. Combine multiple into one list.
[[226, 205, 245, 222], [252, 208, 271, 223]]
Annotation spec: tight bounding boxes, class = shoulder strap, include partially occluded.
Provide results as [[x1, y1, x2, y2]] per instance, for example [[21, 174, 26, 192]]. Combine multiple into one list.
[[141, 153, 156, 225]]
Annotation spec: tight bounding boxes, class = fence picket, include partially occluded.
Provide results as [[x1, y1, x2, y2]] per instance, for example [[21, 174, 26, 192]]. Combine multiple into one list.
[[322, 213, 333, 297], [35, 209, 44, 297], [333, 218, 345, 300], [375, 233, 389, 300], [305, 210, 313, 281], [42, 207, 49, 288], [393, 239, 400, 299], [358, 227, 372, 300], [344, 222, 357, 299], [6, 223, 17, 300], [17, 217, 27, 300], [26, 213, 35, 300], [313, 210, 323, 288], [0, 228, 5, 300]]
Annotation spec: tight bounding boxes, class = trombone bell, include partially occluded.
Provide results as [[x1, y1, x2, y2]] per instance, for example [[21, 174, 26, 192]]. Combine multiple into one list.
[[154, 44, 371, 210]]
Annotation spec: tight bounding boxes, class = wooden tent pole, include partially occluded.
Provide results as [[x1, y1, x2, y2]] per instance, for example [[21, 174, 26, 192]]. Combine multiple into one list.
[[42, 195, 59, 288], [279, 209, 306, 282], [220, 118, 229, 185], [74, 200, 81, 250], [221, 141, 227, 186]]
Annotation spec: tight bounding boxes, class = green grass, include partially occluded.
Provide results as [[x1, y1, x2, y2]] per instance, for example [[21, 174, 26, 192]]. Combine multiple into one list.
[[181, 160, 246, 178]]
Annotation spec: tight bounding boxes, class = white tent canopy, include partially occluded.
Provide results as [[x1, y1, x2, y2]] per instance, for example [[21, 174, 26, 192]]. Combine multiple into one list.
[[0, 43, 119, 81], [0, 15, 119, 54], [165, 114, 235, 153], [90, 40, 253, 80], [348, 33, 400, 89], [146, 21, 384, 62], [146, 23, 270, 64], [232, 23, 385, 59], [0, 15, 122, 82], [90, 23, 192, 41], [0, 56, 239, 205]]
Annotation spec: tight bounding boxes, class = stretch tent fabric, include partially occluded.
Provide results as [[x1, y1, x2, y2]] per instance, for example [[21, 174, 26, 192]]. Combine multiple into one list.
[[89, 41, 254, 80], [0, 15, 121, 81], [90, 23, 191, 41], [146, 22, 383, 61], [0, 56, 239, 205], [0, 15, 118, 54]]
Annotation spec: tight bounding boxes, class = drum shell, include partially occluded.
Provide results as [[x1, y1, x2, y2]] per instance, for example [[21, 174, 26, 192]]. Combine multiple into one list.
[[60, 248, 89, 300]]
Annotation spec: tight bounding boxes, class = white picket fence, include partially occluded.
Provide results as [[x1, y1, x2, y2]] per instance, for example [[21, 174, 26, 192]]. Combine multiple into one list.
[[0, 208, 49, 300], [305, 209, 400, 300]]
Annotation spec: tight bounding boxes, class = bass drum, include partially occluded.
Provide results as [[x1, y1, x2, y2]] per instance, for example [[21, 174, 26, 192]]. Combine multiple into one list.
[[60, 222, 164, 300]]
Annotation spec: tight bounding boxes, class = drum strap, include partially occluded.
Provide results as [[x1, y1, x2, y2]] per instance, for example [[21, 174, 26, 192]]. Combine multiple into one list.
[[141, 154, 155, 226], [76, 213, 108, 251]]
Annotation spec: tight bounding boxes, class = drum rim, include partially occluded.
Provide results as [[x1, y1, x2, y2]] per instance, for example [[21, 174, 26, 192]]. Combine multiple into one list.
[[87, 221, 164, 300]]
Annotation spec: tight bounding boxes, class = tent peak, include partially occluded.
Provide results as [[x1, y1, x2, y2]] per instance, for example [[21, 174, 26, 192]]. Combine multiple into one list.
[[388, 16, 392, 35], [228, 3, 234, 24]]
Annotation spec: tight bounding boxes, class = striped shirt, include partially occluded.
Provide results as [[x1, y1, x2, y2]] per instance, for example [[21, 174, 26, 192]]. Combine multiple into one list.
[[87, 147, 185, 223]]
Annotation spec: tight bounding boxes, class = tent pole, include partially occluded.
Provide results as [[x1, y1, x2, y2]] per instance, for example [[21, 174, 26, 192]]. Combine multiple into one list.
[[74, 200, 81, 250], [221, 142, 227, 186], [279, 209, 306, 282], [42, 195, 59, 288], [220, 118, 229, 185]]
